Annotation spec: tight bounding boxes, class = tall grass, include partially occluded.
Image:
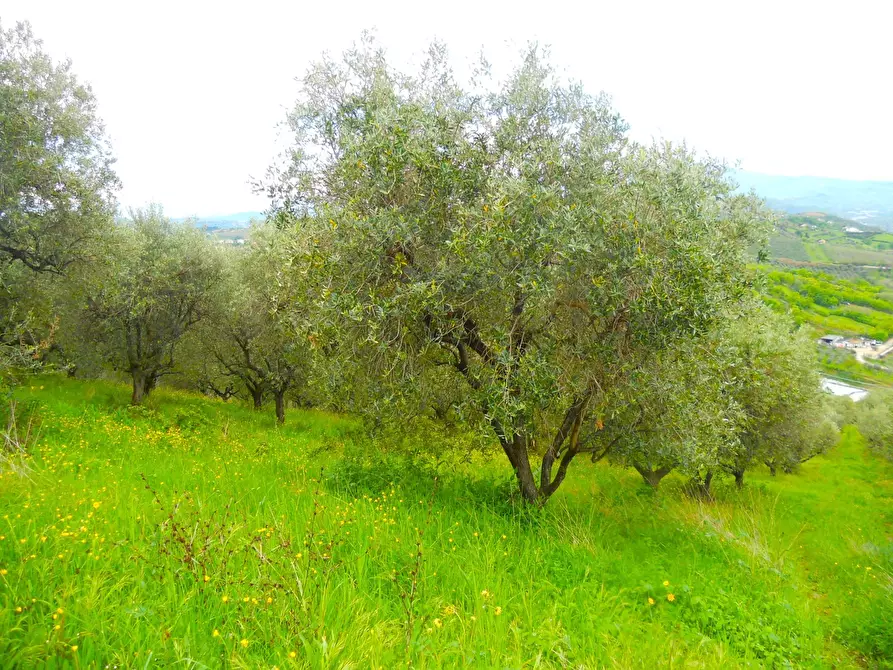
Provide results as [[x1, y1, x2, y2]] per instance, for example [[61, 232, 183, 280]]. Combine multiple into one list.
[[0, 376, 891, 667]]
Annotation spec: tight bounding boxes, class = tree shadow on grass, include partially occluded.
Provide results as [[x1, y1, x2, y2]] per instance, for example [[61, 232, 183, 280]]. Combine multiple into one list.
[[322, 449, 545, 521]]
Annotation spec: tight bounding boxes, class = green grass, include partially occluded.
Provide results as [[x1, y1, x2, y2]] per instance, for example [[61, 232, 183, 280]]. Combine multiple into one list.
[[805, 243, 833, 263], [768, 235, 810, 262], [826, 245, 893, 266], [1, 376, 892, 667]]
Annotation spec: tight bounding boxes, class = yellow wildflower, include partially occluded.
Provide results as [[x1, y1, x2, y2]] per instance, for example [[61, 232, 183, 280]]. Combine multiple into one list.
[[667, 593, 676, 602], [433, 618, 442, 628], [648, 598, 655, 605], [494, 606, 502, 615], [240, 639, 249, 648], [203, 575, 210, 582], [212, 629, 220, 637], [663, 580, 669, 587]]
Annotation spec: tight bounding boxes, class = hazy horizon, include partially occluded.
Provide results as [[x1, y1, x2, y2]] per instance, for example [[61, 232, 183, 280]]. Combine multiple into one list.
[[5, 0, 892, 218]]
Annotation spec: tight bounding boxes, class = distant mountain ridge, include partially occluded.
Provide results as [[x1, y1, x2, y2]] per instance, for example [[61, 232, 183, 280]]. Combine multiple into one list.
[[734, 171, 893, 229], [172, 211, 264, 229], [174, 171, 893, 231]]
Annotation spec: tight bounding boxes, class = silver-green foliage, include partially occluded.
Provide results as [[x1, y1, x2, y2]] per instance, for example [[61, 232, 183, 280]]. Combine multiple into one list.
[[838, 390, 893, 462], [0, 20, 117, 274], [713, 306, 838, 481], [78, 206, 222, 403], [268, 39, 769, 502], [195, 223, 313, 422]]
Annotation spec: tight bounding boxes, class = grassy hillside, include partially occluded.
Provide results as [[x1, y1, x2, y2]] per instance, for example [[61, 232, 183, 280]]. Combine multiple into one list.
[[1, 377, 892, 667], [768, 214, 893, 267]]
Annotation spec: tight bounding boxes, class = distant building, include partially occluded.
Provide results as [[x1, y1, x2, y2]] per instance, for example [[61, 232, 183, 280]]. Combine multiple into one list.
[[844, 226, 865, 233], [818, 335, 844, 346], [818, 239, 827, 244]]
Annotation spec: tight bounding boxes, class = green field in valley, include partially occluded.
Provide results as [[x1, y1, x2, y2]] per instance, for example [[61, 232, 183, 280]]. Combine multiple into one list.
[[761, 215, 893, 386], [1, 377, 891, 668]]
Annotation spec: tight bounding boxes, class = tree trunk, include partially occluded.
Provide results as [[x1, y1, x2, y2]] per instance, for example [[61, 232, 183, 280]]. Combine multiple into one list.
[[733, 470, 745, 488], [501, 434, 540, 504], [633, 463, 673, 488], [250, 385, 264, 410], [765, 461, 777, 476], [131, 372, 148, 405], [686, 470, 714, 500], [274, 390, 285, 425]]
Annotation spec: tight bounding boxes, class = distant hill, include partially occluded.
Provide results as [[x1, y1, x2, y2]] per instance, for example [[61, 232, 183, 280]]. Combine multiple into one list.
[[734, 171, 893, 229], [173, 211, 264, 229]]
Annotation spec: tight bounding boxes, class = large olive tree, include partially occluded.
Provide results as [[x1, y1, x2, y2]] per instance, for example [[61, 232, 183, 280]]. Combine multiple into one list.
[[269, 41, 768, 503], [0, 21, 117, 274], [79, 206, 222, 404]]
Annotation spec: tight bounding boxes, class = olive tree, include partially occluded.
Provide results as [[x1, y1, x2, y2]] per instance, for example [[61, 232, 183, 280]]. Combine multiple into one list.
[[198, 224, 312, 423], [79, 206, 222, 404], [608, 342, 742, 489], [269, 41, 768, 504], [832, 391, 890, 461], [0, 21, 117, 274], [712, 306, 837, 487]]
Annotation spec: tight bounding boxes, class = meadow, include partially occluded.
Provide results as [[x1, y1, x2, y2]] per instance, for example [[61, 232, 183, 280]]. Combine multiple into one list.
[[1, 376, 892, 668]]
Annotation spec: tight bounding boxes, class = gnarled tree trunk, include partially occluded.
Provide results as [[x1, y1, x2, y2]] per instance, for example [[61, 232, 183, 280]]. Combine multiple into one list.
[[633, 463, 673, 488], [131, 371, 150, 405], [249, 383, 264, 410], [686, 470, 714, 500], [500, 433, 540, 503]]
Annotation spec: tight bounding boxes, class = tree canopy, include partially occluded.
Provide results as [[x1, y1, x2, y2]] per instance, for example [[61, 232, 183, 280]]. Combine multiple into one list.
[[195, 223, 313, 423], [0, 20, 117, 274], [77, 206, 222, 404], [267, 41, 770, 503]]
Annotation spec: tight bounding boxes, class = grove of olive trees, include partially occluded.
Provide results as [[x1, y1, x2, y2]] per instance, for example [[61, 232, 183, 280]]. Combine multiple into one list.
[[1, 25, 843, 502]]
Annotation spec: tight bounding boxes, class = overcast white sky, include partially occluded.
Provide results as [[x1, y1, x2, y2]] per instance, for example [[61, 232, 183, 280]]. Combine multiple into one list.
[[5, 0, 892, 217]]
